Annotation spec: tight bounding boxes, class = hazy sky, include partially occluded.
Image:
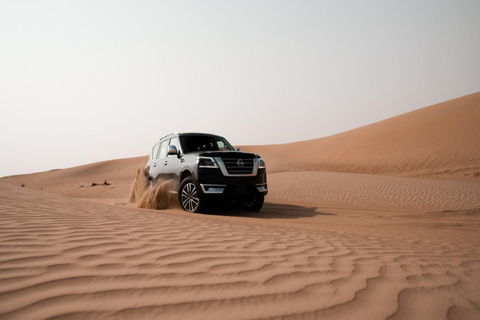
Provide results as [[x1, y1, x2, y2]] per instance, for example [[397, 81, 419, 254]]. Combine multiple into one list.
[[1, 0, 479, 177]]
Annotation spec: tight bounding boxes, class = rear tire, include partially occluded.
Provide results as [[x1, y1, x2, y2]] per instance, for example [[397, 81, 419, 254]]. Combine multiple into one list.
[[179, 177, 205, 213], [238, 195, 264, 212]]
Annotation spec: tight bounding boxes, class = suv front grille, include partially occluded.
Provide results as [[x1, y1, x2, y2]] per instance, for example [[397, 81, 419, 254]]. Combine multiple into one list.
[[222, 158, 255, 175]]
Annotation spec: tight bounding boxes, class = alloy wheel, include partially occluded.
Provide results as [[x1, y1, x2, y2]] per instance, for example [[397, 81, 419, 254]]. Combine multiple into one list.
[[181, 182, 199, 212]]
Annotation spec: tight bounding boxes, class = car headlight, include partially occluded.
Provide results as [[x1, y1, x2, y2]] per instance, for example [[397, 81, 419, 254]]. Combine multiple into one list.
[[198, 157, 219, 169], [258, 157, 266, 169]]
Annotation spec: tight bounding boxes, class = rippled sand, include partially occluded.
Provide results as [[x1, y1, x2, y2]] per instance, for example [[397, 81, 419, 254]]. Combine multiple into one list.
[[268, 171, 480, 212], [1, 93, 480, 319], [1, 179, 479, 319]]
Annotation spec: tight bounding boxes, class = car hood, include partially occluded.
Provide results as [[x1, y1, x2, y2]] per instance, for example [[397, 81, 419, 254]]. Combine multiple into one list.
[[194, 151, 258, 159]]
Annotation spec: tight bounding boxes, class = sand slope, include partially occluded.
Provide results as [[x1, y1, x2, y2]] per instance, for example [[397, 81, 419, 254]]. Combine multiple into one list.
[[2, 156, 147, 202], [244, 92, 480, 176], [267, 171, 480, 212], [4, 92, 480, 198], [1, 183, 479, 320], [1, 93, 480, 319]]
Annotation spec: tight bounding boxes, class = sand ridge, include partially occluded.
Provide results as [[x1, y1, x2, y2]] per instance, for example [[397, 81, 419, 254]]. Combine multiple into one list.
[[243, 92, 480, 176], [1, 93, 480, 319], [267, 171, 480, 212], [1, 183, 479, 319]]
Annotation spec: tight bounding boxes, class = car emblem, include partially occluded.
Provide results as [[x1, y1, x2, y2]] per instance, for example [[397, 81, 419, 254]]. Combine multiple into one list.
[[237, 159, 244, 167]]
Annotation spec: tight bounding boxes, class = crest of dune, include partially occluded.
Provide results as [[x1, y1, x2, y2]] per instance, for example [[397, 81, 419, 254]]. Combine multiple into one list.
[[243, 92, 480, 176]]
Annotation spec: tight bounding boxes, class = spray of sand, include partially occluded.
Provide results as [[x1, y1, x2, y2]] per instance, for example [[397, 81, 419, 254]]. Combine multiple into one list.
[[129, 166, 179, 210]]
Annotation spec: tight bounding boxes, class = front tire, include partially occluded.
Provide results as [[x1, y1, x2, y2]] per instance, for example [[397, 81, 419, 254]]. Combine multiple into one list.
[[179, 177, 204, 213], [238, 195, 264, 212]]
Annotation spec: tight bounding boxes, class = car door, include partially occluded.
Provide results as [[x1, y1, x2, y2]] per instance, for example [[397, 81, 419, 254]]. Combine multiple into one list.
[[151, 140, 168, 179], [148, 142, 161, 179], [156, 139, 170, 179], [163, 137, 180, 180]]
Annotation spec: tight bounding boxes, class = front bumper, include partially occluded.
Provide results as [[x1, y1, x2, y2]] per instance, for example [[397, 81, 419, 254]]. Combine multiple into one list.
[[197, 168, 268, 197], [200, 183, 268, 195]]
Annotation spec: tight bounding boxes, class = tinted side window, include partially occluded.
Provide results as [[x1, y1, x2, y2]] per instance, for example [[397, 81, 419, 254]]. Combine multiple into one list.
[[158, 140, 168, 159], [152, 144, 160, 160]]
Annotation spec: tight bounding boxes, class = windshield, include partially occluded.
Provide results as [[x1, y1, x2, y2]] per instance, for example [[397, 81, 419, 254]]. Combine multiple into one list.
[[180, 135, 235, 153]]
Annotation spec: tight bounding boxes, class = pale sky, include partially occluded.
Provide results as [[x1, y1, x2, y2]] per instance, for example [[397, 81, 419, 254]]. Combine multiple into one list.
[[1, 0, 479, 177]]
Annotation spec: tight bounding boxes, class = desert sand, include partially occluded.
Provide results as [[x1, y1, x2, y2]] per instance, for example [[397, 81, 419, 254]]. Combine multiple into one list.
[[1, 92, 480, 319]]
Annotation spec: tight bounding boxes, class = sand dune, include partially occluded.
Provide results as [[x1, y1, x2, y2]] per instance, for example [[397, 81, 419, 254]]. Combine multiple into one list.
[[244, 92, 480, 176], [2, 156, 147, 203], [4, 92, 480, 197], [267, 171, 480, 212], [1, 93, 480, 319], [1, 183, 479, 319]]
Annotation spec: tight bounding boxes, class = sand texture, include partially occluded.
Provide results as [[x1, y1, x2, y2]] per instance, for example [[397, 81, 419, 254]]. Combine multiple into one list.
[[1, 183, 479, 320], [243, 92, 480, 176], [1, 93, 480, 319]]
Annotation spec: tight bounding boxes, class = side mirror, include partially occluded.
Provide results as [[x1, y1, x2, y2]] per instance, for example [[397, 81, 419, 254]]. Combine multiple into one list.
[[167, 145, 178, 155], [236, 147, 241, 152]]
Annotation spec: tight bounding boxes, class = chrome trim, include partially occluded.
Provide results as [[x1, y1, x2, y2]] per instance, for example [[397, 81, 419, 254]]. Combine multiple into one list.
[[200, 184, 226, 194], [167, 145, 178, 155], [256, 183, 268, 192], [215, 157, 259, 177]]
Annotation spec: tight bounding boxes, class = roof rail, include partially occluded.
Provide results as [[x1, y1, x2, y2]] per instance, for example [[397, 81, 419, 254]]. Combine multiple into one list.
[[159, 132, 179, 141]]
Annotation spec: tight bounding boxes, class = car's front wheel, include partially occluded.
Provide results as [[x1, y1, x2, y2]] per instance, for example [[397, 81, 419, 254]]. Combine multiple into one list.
[[179, 177, 204, 213], [237, 194, 264, 212]]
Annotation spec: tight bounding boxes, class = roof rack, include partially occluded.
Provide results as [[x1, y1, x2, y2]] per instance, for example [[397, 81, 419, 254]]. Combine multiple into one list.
[[159, 132, 179, 141]]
